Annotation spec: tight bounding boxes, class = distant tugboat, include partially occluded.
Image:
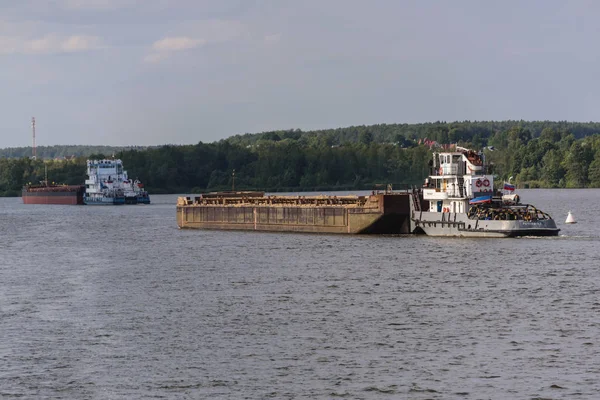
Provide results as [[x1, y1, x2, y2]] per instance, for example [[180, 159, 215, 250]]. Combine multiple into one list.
[[411, 147, 559, 237], [84, 159, 150, 205]]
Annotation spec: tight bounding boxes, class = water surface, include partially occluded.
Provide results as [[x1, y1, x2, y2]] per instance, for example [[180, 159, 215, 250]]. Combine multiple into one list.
[[1, 190, 598, 399]]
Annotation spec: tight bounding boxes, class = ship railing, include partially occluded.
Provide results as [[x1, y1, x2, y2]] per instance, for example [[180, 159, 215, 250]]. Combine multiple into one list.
[[371, 183, 413, 194], [207, 196, 368, 207], [410, 186, 422, 212], [467, 203, 553, 221], [180, 195, 372, 207]]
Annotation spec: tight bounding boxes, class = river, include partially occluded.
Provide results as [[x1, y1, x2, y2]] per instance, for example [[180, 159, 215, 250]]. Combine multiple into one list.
[[1, 189, 598, 399]]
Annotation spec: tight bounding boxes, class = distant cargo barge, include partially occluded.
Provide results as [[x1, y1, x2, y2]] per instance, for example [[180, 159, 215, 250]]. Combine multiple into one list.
[[22, 185, 85, 205], [176, 190, 421, 234]]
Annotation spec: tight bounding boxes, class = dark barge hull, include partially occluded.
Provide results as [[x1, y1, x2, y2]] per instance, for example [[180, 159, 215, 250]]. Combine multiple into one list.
[[177, 192, 416, 234], [22, 186, 85, 205]]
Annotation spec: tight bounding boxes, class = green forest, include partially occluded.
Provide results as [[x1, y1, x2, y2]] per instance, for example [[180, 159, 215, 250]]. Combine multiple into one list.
[[2, 120, 600, 196]]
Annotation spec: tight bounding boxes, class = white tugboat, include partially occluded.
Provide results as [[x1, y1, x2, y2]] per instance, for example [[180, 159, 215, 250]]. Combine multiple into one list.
[[84, 159, 150, 205], [411, 147, 559, 237], [121, 177, 151, 204]]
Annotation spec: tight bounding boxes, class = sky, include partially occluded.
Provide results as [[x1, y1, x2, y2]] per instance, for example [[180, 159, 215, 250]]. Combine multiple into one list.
[[1, 0, 600, 147]]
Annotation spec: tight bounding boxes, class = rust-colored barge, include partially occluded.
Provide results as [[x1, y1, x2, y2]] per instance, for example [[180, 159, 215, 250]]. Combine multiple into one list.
[[22, 184, 85, 205], [176, 190, 421, 234]]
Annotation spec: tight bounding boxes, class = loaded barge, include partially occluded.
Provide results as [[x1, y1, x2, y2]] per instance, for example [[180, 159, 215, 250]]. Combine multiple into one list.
[[177, 189, 420, 234], [22, 184, 85, 205], [22, 164, 85, 205]]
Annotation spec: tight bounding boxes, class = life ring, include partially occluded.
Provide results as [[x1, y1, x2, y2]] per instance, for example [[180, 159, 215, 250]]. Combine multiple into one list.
[[442, 207, 449, 212], [483, 178, 490, 187], [475, 179, 482, 187], [439, 167, 443, 175]]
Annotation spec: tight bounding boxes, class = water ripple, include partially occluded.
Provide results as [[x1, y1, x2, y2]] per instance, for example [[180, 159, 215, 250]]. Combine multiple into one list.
[[1, 191, 600, 399]]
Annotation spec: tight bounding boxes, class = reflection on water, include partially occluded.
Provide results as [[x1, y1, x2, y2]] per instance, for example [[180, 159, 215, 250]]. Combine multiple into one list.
[[1, 190, 599, 399]]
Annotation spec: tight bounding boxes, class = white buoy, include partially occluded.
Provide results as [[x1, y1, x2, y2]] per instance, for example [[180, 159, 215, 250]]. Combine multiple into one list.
[[565, 211, 577, 224]]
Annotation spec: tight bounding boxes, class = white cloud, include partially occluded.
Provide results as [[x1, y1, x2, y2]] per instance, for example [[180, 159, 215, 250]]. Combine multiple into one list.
[[145, 36, 206, 63], [152, 36, 206, 52], [144, 20, 247, 63], [0, 34, 102, 55], [61, 35, 102, 52], [25, 35, 59, 54]]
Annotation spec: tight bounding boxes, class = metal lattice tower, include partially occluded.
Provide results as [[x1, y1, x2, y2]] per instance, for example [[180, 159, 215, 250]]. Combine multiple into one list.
[[32, 117, 36, 160]]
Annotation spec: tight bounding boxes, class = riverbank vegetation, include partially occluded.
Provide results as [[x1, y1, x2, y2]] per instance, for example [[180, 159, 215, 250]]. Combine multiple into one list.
[[2, 120, 600, 196]]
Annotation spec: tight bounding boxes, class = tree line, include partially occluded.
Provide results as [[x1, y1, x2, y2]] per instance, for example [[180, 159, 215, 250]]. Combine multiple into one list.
[[2, 121, 600, 196], [0, 145, 151, 159]]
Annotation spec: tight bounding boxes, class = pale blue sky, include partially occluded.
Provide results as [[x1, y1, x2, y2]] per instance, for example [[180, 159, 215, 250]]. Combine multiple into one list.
[[1, 0, 599, 146]]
